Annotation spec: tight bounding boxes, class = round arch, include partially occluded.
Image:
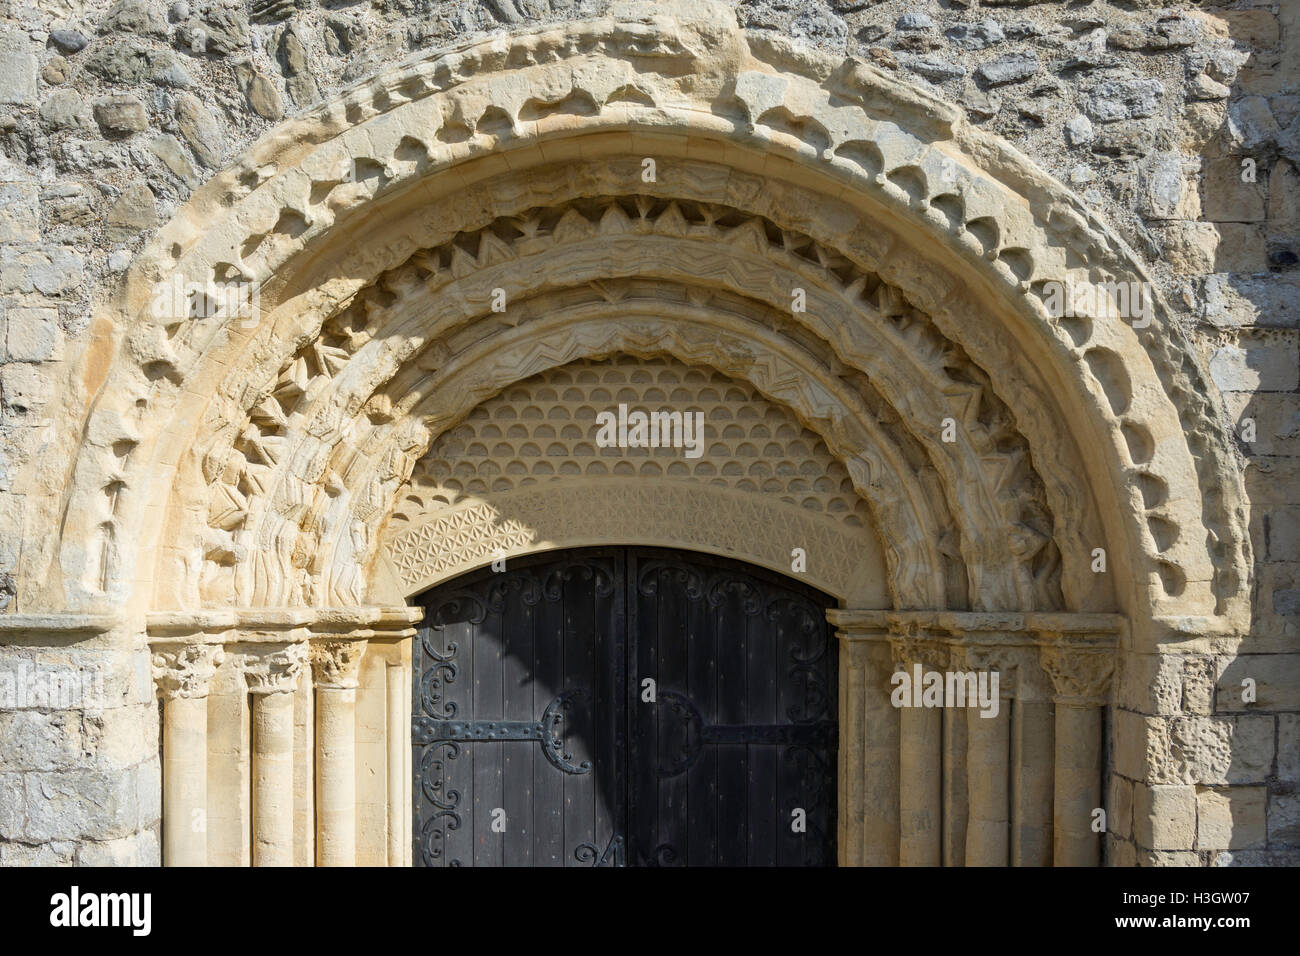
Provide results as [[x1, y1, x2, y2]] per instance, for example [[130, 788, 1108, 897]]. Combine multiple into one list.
[[26, 1, 1248, 642], [13, 0, 1254, 869]]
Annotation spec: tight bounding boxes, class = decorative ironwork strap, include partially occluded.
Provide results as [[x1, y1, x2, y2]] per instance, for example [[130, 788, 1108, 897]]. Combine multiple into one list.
[[657, 690, 836, 777], [412, 689, 594, 775]]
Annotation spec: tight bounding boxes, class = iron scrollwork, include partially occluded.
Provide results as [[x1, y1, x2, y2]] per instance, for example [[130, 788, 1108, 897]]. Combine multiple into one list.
[[574, 833, 625, 867], [414, 688, 594, 775]]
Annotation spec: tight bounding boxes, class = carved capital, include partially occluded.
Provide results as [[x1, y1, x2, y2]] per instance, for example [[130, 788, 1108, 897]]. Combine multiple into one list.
[[951, 641, 1019, 699], [310, 639, 367, 689], [1039, 642, 1114, 706], [886, 620, 950, 670], [152, 644, 225, 700], [242, 643, 308, 695]]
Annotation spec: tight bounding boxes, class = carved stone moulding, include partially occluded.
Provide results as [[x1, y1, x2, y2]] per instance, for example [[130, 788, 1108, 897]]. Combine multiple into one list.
[[33, 0, 1248, 651], [832, 608, 1123, 704], [381, 479, 887, 605]]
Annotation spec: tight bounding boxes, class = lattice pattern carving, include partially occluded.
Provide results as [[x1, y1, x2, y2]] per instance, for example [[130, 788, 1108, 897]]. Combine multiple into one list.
[[383, 357, 881, 598]]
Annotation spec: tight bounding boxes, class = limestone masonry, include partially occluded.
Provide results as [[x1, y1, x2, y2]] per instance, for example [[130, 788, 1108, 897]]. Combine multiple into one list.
[[0, 0, 1295, 866]]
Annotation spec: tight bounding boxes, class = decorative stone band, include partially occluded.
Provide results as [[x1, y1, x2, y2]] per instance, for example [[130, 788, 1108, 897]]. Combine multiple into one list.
[[145, 605, 424, 644], [829, 609, 1124, 704], [144, 606, 421, 695], [0, 613, 120, 640]]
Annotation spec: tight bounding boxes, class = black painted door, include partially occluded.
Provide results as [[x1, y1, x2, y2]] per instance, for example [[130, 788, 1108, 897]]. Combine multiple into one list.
[[413, 547, 837, 867]]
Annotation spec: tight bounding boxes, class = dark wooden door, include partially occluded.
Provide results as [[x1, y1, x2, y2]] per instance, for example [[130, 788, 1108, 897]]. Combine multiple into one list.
[[413, 547, 837, 867]]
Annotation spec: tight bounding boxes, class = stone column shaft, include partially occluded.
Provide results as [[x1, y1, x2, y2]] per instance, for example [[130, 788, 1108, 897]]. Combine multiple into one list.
[[899, 705, 943, 865], [1041, 643, 1113, 867], [1012, 699, 1054, 866], [889, 630, 948, 867], [960, 646, 1013, 867], [1053, 703, 1104, 866], [943, 705, 968, 867], [245, 644, 306, 867], [965, 696, 1010, 866], [312, 639, 366, 867], [859, 643, 900, 866], [154, 644, 224, 867], [386, 660, 405, 867]]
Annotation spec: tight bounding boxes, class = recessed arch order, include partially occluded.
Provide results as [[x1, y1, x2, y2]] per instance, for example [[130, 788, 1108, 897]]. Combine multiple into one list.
[[34, 0, 1250, 650]]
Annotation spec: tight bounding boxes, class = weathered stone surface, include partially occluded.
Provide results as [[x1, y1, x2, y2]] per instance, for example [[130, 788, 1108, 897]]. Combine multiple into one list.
[[1218, 655, 1300, 712], [0, 0, 1291, 871], [39, 90, 91, 132], [1203, 156, 1267, 223], [1210, 342, 1300, 393], [1268, 792, 1300, 846], [976, 53, 1038, 87], [4, 306, 60, 362], [105, 184, 159, 241], [75, 830, 160, 866], [1139, 152, 1195, 220], [1202, 274, 1300, 328], [174, 91, 223, 167], [234, 61, 283, 121], [1167, 716, 1275, 785], [48, 30, 89, 53], [1086, 77, 1163, 123], [0, 183, 39, 244], [1224, 96, 1280, 153], [944, 19, 1004, 50], [85, 41, 172, 84], [0, 245, 83, 295], [1155, 221, 1221, 274], [0, 51, 37, 106], [1197, 787, 1266, 850], [42, 183, 97, 227], [1279, 714, 1300, 781], [1134, 784, 1196, 850], [182, 4, 250, 57], [147, 133, 199, 187], [41, 56, 69, 86], [902, 56, 965, 83], [93, 94, 150, 134], [101, 0, 170, 38], [1064, 113, 1093, 146], [20, 763, 154, 842]]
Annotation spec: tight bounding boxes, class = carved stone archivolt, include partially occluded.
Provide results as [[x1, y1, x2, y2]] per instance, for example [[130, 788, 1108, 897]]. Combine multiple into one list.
[[23, 0, 1249, 649]]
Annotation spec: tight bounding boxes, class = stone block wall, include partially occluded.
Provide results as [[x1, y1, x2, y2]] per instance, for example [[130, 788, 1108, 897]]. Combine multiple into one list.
[[0, 0, 1295, 864]]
